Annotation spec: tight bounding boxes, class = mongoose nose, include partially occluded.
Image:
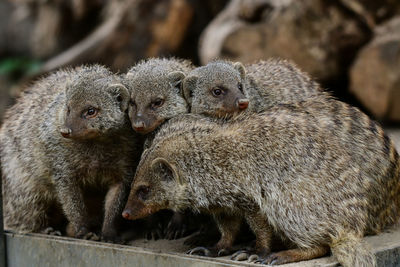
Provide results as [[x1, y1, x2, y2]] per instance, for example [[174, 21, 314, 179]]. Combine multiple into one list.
[[237, 99, 249, 110], [122, 209, 132, 220], [60, 127, 72, 138], [133, 121, 145, 132]]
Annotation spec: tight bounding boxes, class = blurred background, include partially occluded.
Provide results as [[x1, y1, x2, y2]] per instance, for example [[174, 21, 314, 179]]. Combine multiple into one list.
[[0, 0, 400, 126]]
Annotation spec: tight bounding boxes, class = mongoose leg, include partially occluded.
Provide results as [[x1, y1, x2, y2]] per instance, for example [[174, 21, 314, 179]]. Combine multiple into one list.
[[187, 213, 241, 257], [101, 181, 130, 242], [231, 212, 273, 262], [258, 246, 329, 265], [54, 177, 91, 238]]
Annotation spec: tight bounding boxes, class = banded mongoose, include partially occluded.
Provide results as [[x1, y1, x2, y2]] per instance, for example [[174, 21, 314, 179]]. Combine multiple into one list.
[[123, 57, 194, 135], [122, 57, 199, 240], [122, 108, 400, 266], [0, 65, 143, 241], [182, 58, 325, 117]]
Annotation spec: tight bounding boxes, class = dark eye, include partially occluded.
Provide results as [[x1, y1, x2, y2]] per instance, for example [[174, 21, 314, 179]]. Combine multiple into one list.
[[151, 98, 164, 109], [212, 87, 224, 97], [117, 95, 123, 102], [83, 107, 98, 118], [67, 106, 71, 116], [129, 100, 136, 106], [137, 186, 150, 201]]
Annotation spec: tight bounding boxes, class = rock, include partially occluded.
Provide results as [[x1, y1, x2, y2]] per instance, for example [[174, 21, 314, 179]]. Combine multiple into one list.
[[350, 16, 400, 121]]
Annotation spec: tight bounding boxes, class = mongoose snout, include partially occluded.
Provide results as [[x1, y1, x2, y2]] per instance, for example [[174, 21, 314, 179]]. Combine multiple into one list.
[[132, 115, 146, 132], [122, 209, 132, 220], [237, 98, 249, 110], [60, 127, 72, 138]]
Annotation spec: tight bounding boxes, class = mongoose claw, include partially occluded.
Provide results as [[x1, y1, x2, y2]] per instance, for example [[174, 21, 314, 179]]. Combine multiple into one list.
[[165, 211, 195, 240], [186, 246, 211, 257], [41, 227, 62, 236], [83, 232, 100, 241], [231, 250, 251, 261], [145, 222, 164, 240], [217, 248, 230, 257], [165, 221, 187, 240], [248, 254, 260, 262], [256, 252, 285, 265]]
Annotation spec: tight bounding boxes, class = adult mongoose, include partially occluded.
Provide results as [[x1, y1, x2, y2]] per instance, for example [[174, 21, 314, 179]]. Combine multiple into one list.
[[122, 107, 400, 266], [0, 65, 142, 241]]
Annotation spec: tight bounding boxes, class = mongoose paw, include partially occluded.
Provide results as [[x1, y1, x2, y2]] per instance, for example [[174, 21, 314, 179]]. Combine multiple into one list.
[[145, 222, 165, 240], [165, 220, 187, 240], [231, 249, 263, 262], [217, 248, 231, 257], [187, 246, 231, 257], [256, 252, 290, 265], [231, 249, 256, 261], [187, 246, 212, 257], [76, 227, 100, 241], [82, 232, 100, 241], [41, 227, 62, 236]]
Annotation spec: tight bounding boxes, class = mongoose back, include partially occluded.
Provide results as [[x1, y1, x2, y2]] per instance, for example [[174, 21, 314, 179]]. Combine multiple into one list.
[[183, 58, 325, 117], [123, 58, 194, 134], [122, 107, 400, 266], [0, 65, 143, 241]]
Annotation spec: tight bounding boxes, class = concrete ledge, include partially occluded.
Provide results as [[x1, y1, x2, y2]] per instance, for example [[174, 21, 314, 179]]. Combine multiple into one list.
[[5, 226, 400, 267]]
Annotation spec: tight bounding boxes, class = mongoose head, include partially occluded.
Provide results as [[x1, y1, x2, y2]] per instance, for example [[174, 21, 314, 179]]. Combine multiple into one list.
[[122, 150, 187, 220], [123, 58, 191, 135], [60, 65, 130, 140], [183, 61, 249, 118]]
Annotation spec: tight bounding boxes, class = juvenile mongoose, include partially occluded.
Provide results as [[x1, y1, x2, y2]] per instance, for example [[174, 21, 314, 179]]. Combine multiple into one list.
[[0, 65, 142, 241], [122, 57, 197, 239], [123, 57, 194, 135], [182, 58, 325, 117], [122, 107, 400, 266]]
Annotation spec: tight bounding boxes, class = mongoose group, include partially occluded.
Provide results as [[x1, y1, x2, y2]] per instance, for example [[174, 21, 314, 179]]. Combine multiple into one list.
[[1, 57, 399, 267]]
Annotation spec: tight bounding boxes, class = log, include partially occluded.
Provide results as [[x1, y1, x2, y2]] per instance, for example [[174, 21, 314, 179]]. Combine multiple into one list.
[[350, 16, 400, 121], [39, 0, 195, 73], [199, 0, 370, 82]]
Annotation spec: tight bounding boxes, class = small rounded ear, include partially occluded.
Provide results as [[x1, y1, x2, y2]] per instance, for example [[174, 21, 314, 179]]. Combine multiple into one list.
[[109, 83, 130, 112], [233, 62, 246, 80], [182, 75, 198, 105], [167, 71, 185, 91], [151, 158, 183, 185]]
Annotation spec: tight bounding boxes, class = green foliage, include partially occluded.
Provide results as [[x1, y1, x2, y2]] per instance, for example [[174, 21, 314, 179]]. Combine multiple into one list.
[[0, 58, 42, 76]]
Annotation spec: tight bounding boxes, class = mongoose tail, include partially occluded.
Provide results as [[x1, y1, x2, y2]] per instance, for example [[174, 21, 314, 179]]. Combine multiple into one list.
[[331, 233, 376, 267]]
